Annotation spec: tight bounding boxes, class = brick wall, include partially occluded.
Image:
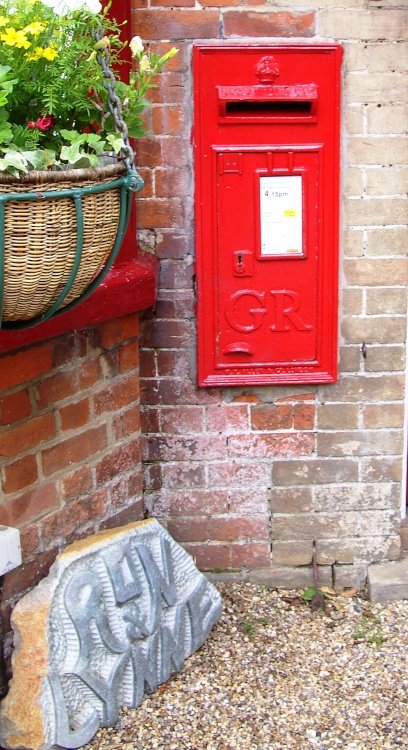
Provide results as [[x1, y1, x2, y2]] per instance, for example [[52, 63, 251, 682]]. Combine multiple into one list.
[[0, 313, 144, 664], [138, 0, 408, 588]]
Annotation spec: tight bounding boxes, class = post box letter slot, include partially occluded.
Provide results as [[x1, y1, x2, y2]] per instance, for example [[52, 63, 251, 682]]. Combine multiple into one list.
[[218, 84, 318, 122]]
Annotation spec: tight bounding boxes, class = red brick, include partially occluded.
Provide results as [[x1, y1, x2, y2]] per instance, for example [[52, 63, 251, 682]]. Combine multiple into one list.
[[59, 398, 90, 431], [52, 331, 88, 367], [207, 461, 271, 488], [167, 517, 209, 543], [208, 515, 270, 543], [158, 260, 195, 290], [206, 404, 249, 433], [202, 0, 239, 6], [118, 341, 139, 373], [223, 10, 315, 37], [160, 139, 190, 168], [95, 440, 141, 483], [143, 464, 163, 491], [155, 231, 189, 260], [275, 392, 315, 404], [3, 455, 38, 493], [156, 349, 190, 376], [0, 390, 32, 426], [141, 318, 191, 348], [151, 0, 194, 7], [135, 138, 162, 168], [42, 425, 108, 476], [36, 359, 100, 408], [143, 434, 226, 462], [137, 198, 185, 229], [0, 343, 52, 391], [41, 490, 108, 544], [251, 404, 293, 430], [161, 406, 204, 434], [97, 313, 140, 349], [293, 404, 315, 430], [127, 469, 144, 498], [141, 407, 160, 433], [93, 375, 140, 414], [145, 489, 229, 517], [137, 168, 154, 198], [59, 465, 93, 500], [135, 9, 220, 40], [230, 543, 271, 569], [19, 523, 41, 558], [152, 106, 185, 136], [150, 42, 189, 73], [109, 476, 130, 509], [155, 168, 190, 198], [154, 293, 195, 319], [100, 499, 144, 529], [114, 405, 142, 439], [0, 483, 58, 526], [232, 393, 261, 404], [2, 548, 57, 601], [227, 433, 314, 458], [184, 543, 230, 571], [139, 348, 156, 377], [149, 74, 187, 105], [162, 463, 206, 489], [0, 413, 55, 458]]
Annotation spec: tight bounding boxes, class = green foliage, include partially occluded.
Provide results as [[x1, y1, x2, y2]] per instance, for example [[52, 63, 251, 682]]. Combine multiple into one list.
[[302, 586, 321, 601], [353, 616, 385, 647], [0, 0, 178, 173]]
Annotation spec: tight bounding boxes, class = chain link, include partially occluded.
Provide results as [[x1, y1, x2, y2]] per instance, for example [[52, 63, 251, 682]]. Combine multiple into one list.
[[94, 25, 135, 173]]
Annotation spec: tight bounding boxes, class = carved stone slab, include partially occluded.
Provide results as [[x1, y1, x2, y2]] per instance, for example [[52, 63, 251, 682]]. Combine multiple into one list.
[[0, 519, 222, 750]]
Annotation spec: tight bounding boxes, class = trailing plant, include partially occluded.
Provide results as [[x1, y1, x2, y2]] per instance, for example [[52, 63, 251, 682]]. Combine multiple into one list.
[[0, 0, 177, 174]]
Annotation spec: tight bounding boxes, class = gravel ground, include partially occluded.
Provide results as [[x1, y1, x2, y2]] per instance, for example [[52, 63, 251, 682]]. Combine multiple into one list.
[[83, 582, 408, 750]]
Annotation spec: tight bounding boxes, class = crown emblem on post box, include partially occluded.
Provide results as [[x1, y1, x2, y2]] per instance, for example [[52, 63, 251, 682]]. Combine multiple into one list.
[[255, 55, 280, 83]]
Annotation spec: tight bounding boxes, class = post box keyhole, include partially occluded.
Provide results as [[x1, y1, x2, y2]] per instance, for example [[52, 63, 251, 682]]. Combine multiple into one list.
[[233, 250, 254, 277]]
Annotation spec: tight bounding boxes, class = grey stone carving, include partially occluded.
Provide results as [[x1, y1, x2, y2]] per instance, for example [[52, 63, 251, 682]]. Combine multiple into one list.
[[0, 519, 222, 750]]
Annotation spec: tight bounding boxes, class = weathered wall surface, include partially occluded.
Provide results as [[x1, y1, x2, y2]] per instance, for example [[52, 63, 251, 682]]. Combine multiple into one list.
[[0, 313, 144, 662], [138, 0, 408, 588]]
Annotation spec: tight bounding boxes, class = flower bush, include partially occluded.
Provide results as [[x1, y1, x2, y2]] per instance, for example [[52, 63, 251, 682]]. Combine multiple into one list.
[[0, 0, 177, 174]]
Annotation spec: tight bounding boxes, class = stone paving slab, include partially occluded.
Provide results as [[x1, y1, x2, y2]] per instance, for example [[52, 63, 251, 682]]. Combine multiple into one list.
[[0, 519, 222, 750], [368, 555, 408, 604]]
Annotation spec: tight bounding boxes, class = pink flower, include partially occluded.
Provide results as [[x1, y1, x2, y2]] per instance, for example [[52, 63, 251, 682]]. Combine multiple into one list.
[[36, 115, 54, 131], [27, 121, 36, 129]]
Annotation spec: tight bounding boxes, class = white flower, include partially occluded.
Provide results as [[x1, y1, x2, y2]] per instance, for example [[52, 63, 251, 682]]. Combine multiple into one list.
[[139, 54, 151, 73], [129, 35, 143, 57], [40, 0, 101, 16]]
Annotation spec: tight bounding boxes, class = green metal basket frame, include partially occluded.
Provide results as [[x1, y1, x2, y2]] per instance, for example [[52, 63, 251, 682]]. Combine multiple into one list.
[[0, 168, 143, 331]]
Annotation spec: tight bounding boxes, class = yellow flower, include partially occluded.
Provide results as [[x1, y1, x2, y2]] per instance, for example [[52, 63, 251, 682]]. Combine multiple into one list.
[[28, 45, 58, 61], [1, 27, 31, 49], [0, 16, 9, 27], [24, 22, 46, 35]]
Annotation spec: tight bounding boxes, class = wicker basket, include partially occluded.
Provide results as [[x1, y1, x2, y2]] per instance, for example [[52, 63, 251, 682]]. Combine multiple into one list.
[[0, 162, 127, 322]]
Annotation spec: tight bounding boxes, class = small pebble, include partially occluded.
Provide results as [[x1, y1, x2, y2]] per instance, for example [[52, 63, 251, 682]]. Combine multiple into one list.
[[82, 583, 408, 750]]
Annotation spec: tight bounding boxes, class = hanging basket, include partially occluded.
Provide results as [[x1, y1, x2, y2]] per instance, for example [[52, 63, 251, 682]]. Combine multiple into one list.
[[0, 162, 142, 329]]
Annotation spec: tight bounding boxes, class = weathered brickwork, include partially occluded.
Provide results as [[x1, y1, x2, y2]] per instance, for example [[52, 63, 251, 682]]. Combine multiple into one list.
[[0, 314, 144, 662], [137, 0, 408, 588]]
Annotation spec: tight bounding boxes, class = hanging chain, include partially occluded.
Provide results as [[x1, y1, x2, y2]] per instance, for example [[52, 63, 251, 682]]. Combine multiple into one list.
[[94, 25, 135, 173]]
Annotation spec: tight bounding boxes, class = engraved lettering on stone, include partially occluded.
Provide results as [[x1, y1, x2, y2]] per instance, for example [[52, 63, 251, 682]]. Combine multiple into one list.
[[0, 521, 222, 750], [47, 672, 100, 749]]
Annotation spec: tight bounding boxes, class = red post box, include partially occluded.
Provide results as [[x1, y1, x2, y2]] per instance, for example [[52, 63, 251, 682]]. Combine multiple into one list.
[[193, 44, 343, 386]]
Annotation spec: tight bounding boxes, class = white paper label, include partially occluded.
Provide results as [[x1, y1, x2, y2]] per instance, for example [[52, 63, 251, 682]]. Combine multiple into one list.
[[260, 175, 303, 256]]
